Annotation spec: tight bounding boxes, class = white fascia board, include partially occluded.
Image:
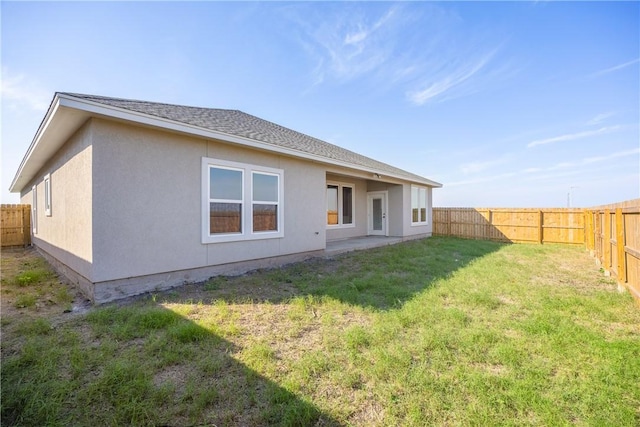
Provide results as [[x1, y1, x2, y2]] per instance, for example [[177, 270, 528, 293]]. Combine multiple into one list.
[[9, 96, 63, 192]]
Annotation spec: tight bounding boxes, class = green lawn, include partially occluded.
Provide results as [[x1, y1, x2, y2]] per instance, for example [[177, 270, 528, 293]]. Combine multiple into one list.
[[2, 237, 639, 426]]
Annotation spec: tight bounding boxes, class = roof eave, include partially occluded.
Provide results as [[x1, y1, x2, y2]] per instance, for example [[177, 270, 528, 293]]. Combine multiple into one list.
[[9, 94, 62, 193], [10, 93, 443, 192]]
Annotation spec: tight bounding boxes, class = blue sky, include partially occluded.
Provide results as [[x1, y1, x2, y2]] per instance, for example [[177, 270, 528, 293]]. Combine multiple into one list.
[[2, 1, 638, 207]]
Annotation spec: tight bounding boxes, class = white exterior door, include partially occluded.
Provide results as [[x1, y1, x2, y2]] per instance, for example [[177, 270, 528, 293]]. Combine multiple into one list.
[[367, 192, 388, 236]]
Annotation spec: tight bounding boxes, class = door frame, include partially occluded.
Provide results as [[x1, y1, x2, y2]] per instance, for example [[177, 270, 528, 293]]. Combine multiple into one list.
[[367, 191, 388, 236]]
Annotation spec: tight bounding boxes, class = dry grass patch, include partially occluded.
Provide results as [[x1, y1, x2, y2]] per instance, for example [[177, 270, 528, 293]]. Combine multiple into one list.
[[1, 248, 88, 317]]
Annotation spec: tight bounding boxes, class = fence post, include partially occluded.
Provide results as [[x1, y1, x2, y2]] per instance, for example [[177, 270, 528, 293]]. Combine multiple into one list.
[[615, 208, 627, 284], [603, 209, 611, 272], [538, 210, 543, 244], [585, 210, 591, 251], [596, 211, 603, 263], [588, 210, 596, 255], [584, 210, 592, 253], [22, 205, 32, 247]]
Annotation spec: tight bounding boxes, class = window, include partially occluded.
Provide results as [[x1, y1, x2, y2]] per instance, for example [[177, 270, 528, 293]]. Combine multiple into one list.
[[32, 185, 37, 234], [342, 186, 353, 225], [209, 167, 243, 234], [202, 158, 283, 243], [327, 182, 354, 227], [44, 174, 52, 217], [252, 172, 279, 232], [411, 186, 428, 225], [327, 185, 338, 225]]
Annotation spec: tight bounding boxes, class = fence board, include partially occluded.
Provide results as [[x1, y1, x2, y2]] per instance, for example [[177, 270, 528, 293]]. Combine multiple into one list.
[[1, 204, 31, 247], [432, 208, 584, 244]]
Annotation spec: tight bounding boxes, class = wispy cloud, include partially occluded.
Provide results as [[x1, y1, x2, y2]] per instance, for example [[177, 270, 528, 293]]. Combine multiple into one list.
[[1, 67, 51, 111], [525, 170, 582, 182], [582, 147, 640, 165], [343, 8, 394, 46], [296, 5, 403, 86], [536, 148, 639, 172], [448, 148, 638, 187], [0, 67, 52, 111], [587, 112, 615, 126], [407, 48, 498, 105], [459, 154, 510, 175], [447, 171, 517, 187], [589, 58, 640, 78], [548, 161, 576, 171], [526, 149, 639, 181], [291, 4, 510, 105], [523, 167, 542, 173], [527, 126, 622, 148]]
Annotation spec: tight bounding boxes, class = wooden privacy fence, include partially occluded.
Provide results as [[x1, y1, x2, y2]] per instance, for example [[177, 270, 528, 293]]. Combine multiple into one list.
[[433, 208, 585, 244], [585, 199, 640, 302], [1, 204, 31, 247]]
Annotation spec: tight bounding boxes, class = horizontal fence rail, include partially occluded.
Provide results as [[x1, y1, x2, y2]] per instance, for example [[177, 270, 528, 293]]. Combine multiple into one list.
[[433, 208, 585, 244], [1, 204, 31, 247]]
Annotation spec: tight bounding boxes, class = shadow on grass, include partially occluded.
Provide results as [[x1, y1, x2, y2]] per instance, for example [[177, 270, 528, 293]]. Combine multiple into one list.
[[1, 302, 341, 426], [166, 236, 507, 311], [2, 237, 503, 426]]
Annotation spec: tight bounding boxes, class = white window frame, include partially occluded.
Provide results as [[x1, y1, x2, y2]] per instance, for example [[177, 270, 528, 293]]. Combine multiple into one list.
[[411, 185, 429, 226], [208, 164, 245, 236], [44, 173, 52, 217], [251, 171, 281, 234], [32, 185, 38, 234], [326, 181, 355, 228], [202, 157, 284, 244]]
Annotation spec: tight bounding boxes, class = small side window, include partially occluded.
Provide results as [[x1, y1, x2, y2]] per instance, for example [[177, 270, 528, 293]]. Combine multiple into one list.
[[44, 174, 52, 217], [32, 185, 38, 234]]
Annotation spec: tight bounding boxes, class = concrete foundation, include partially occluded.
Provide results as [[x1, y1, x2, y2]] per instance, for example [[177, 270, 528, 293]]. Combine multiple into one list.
[[39, 234, 431, 304], [39, 245, 323, 304]]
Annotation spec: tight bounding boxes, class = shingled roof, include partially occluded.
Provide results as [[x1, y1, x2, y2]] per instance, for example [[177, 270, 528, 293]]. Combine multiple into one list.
[[60, 93, 441, 186]]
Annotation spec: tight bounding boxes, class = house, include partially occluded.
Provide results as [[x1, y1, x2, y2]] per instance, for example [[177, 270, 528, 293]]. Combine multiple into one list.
[[9, 93, 442, 303]]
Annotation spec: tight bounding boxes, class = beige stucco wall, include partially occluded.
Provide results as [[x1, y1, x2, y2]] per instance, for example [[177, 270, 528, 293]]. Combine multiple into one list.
[[91, 119, 207, 282], [90, 119, 327, 283], [387, 184, 405, 237], [203, 139, 326, 267], [20, 122, 94, 281]]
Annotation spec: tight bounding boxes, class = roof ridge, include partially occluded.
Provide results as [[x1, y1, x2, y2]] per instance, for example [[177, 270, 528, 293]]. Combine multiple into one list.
[[59, 92, 241, 114]]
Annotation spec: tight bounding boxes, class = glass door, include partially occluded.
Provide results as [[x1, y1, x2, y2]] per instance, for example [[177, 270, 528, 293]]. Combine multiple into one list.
[[367, 192, 387, 236]]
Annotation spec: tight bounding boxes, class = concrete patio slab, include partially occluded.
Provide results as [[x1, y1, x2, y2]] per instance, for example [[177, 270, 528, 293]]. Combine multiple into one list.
[[325, 236, 404, 256]]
